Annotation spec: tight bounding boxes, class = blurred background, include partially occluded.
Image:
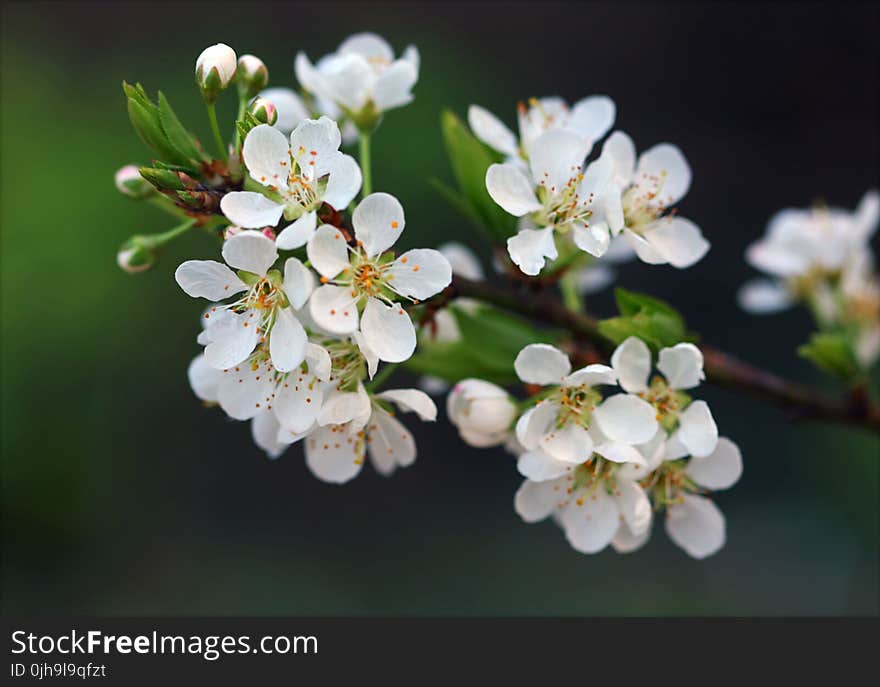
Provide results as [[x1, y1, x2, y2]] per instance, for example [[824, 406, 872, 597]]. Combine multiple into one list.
[[2, 1, 878, 615]]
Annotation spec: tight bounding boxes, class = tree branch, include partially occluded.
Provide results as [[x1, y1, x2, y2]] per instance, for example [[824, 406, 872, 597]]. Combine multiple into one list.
[[442, 275, 880, 433]]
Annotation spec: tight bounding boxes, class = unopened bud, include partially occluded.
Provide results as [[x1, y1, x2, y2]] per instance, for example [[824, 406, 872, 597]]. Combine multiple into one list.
[[117, 238, 157, 274], [139, 166, 186, 191], [195, 43, 237, 102], [115, 165, 154, 199], [236, 54, 269, 98], [447, 379, 517, 448], [248, 97, 277, 125]]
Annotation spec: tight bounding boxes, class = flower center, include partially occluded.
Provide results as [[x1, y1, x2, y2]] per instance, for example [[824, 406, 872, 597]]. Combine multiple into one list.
[[535, 171, 596, 232], [622, 176, 669, 231], [550, 383, 602, 429], [637, 376, 690, 432], [639, 460, 699, 510]]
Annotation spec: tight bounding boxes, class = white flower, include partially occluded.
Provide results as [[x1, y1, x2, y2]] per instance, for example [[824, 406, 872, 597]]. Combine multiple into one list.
[[486, 129, 624, 275], [307, 192, 452, 363], [739, 190, 879, 315], [295, 32, 419, 125], [469, 95, 615, 161], [447, 379, 517, 447], [305, 387, 436, 483], [195, 43, 237, 98], [175, 231, 313, 371], [600, 131, 709, 269], [511, 343, 659, 481], [220, 119, 362, 249], [610, 336, 718, 458]]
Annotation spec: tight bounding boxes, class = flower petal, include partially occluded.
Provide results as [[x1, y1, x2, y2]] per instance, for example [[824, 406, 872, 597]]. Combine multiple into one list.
[[305, 425, 365, 484], [373, 60, 418, 110], [635, 143, 691, 207], [388, 249, 452, 300], [323, 154, 362, 210], [468, 104, 518, 156], [603, 130, 636, 189], [514, 343, 571, 385], [276, 211, 317, 250], [282, 257, 315, 310], [665, 494, 725, 559], [307, 224, 351, 278], [274, 375, 324, 434], [676, 400, 718, 457], [269, 307, 307, 372], [352, 330, 379, 378], [572, 222, 611, 257], [251, 411, 288, 459], [486, 163, 541, 216], [338, 32, 394, 61], [593, 441, 646, 466], [308, 284, 359, 334], [352, 192, 405, 258], [567, 95, 616, 146], [613, 479, 652, 535], [643, 217, 709, 268], [188, 354, 223, 402], [318, 385, 371, 427], [438, 242, 485, 280], [611, 522, 652, 554], [258, 87, 309, 134], [289, 116, 343, 179], [528, 128, 591, 191], [563, 364, 617, 388], [242, 124, 290, 190], [592, 394, 659, 444], [220, 191, 284, 228], [658, 342, 705, 390], [540, 421, 594, 464], [515, 401, 558, 450], [367, 407, 416, 476], [216, 358, 275, 421], [686, 436, 742, 490], [175, 261, 247, 301], [376, 388, 437, 421], [514, 478, 567, 523], [305, 342, 332, 381], [222, 230, 278, 275], [737, 279, 793, 314], [610, 336, 651, 393], [360, 297, 417, 363], [517, 449, 570, 481], [204, 309, 261, 370], [562, 488, 618, 554], [506, 227, 558, 276], [624, 228, 667, 264]]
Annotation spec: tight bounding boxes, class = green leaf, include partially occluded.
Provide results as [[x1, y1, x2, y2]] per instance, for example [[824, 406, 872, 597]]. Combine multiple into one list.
[[798, 331, 860, 381], [123, 83, 199, 171], [439, 110, 516, 241], [157, 92, 209, 163], [598, 288, 694, 351]]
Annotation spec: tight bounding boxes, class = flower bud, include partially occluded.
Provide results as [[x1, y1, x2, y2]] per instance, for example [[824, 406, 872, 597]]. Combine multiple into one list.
[[447, 379, 517, 448], [195, 43, 237, 102], [248, 97, 277, 125], [117, 237, 157, 274], [236, 54, 269, 98], [115, 165, 154, 199]]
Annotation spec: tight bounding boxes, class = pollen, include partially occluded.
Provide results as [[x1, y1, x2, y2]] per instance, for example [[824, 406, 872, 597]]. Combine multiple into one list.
[[401, 256, 408, 263], [330, 309, 336, 315], [413, 265, 420, 272], [391, 221, 399, 228], [320, 276, 329, 283]]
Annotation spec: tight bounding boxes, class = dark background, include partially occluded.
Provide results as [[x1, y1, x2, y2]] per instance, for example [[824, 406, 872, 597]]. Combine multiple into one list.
[[2, 1, 878, 615]]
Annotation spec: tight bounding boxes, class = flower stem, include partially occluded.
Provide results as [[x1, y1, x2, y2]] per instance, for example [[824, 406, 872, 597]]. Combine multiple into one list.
[[206, 101, 227, 162], [234, 93, 248, 153], [359, 130, 372, 197], [560, 271, 583, 312], [366, 362, 398, 392], [150, 218, 198, 246]]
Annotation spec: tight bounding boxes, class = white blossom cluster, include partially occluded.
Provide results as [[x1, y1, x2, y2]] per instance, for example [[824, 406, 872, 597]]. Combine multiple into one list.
[[448, 337, 742, 558]]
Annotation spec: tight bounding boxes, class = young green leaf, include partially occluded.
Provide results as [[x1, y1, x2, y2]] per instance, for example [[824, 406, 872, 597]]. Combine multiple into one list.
[[157, 92, 209, 163], [798, 331, 861, 381]]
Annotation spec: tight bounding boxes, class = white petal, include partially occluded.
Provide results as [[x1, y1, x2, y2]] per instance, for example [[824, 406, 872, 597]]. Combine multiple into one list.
[[593, 441, 646, 466], [624, 228, 667, 264], [294, 52, 332, 102], [216, 358, 275, 421], [175, 261, 247, 301], [275, 211, 317, 250], [610, 336, 651, 393], [854, 189, 880, 241], [258, 87, 309, 134], [611, 522, 652, 554], [307, 224, 351, 278], [437, 242, 485, 280], [376, 388, 437, 421], [528, 128, 591, 191], [316, 54, 373, 111], [486, 163, 541, 216], [282, 257, 315, 310], [318, 386, 371, 427], [664, 432, 690, 461], [686, 436, 742, 490], [737, 279, 793, 314], [367, 407, 416, 476], [242, 124, 290, 190], [289, 116, 343, 179], [506, 227, 558, 276], [308, 284, 359, 334], [373, 60, 417, 110], [567, 95, 616, 145], [338, 32, 394, 61], [188, 354, 223, 402], [572, 222, 611, 257], [468, 104, 518, 156], [274, 375, 324, 435], [204, 309, 261, 369], [602, 130, 636, 188], [515, 401, 558, 450], [352, 330, 379, 378], [592, 394, 658, 444], [517, 449, 570, 481], [388, 249, 452, 300], [540, 421, 594, 464], [251, 411, 288, 459], [305, 425, 365, 484], [220, 191, 284, 228], [269, 307, 307, 372], [562, 488, 619, 554], [402, 44, 420, 73], [635, 143, 691, 207], [575, 265, 616, 294], [352, 192, 405, 258], [514, 478, 567, 523], [665, 494, 725, 559], [643, 217, 709, 268], [676, 400, 718, 458], [612, 479, 652, 535], [563, 364, 617, 388], [305, 342, 332, 381], [323, 154, 362, 210], [514, 343, 571, 385], [360, 297, 417, 363], [222, 230, 278, 275], [658, 342, 704, 390]]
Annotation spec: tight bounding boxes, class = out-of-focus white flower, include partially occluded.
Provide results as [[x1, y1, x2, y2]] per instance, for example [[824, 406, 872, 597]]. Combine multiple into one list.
[[175, 231, 313, 371], [486, 130, 624, 275], [447, 379, 517, 447], [305, 387, 436, 483], [600, 131, 709, 269], [610, 336, 718, 458], [469, 95, 615, 162], [841, 253, 880, 367], [236, 54, 269, 97], [307, 192, 452, 363], [257, 87, 311, 134], [296, 32, 419, 129], [195, 43, 237, 101], [220, 119, 362, 250]]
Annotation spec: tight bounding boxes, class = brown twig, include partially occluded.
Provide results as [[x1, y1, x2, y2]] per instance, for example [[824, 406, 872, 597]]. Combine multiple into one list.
[[439, 276, 880, 433]]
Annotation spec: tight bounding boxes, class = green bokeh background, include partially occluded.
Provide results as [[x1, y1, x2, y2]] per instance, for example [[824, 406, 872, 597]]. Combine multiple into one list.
[[2, 1, 877, 615]]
